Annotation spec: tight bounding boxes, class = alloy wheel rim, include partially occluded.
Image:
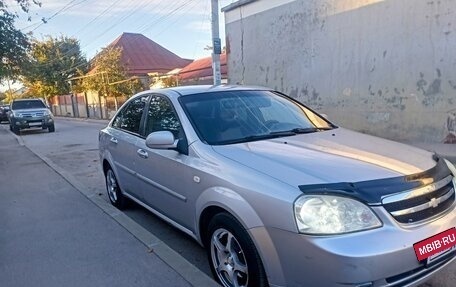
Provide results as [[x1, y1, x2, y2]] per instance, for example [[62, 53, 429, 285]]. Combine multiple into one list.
[[210, 228, 248, 287], [106, 170, 118, 202]]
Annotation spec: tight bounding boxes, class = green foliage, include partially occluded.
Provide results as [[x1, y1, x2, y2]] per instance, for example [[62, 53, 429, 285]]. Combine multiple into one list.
[[2, 89, 19, 103], [82, 47, 143, 98], [162, 77, 178, 88], [22, 35, 87, 98], [0, 0, 41, 82]]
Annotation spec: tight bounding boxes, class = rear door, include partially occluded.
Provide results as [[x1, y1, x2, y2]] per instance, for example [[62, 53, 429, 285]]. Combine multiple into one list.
[[104, 94, 149, 201]]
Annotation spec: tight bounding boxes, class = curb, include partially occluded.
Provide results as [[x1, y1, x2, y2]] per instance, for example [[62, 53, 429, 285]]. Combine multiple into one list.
[[1, 124, 218, 287], [55, 116, 110, 125]]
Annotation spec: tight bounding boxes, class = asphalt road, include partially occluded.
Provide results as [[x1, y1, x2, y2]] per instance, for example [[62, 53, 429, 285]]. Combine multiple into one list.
[[2, 118, 455, 287]]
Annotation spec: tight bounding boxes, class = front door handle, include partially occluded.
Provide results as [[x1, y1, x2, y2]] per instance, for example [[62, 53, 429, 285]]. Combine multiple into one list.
[[110, 137, 118, 144], [137, 149, 148, 159]]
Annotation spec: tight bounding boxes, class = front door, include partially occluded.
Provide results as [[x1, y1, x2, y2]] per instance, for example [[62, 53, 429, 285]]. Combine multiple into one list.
[[134, 95, 195, 230]]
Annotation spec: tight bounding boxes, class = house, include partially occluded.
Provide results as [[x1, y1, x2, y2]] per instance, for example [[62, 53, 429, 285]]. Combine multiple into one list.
[[52, 33, 192, 119], [178, 53, 227, 85], [222, 0, 456, 143], [107, 32, 192, 87]]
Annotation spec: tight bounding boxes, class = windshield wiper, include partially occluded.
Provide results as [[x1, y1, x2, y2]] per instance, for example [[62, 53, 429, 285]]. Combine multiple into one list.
[[217, 133, 288, 145], [270, 127, 332, 135], [216, 127, 334, 145]]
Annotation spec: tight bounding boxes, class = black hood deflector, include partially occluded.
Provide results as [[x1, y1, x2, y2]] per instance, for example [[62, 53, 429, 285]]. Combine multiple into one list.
[[298, 157, 452, 204]]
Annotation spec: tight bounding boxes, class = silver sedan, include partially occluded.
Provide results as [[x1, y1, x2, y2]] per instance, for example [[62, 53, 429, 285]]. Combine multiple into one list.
[[99, 85, 456, 287]]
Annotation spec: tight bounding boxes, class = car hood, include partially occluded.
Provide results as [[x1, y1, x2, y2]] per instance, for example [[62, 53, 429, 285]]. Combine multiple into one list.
[[212, 128, 439, 197]]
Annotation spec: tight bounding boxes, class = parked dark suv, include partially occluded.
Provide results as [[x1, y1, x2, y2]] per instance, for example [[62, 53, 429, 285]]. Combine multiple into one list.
[[9, 98, 55, 134]]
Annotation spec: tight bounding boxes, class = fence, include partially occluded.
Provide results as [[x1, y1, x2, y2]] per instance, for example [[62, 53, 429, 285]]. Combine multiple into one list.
[[49, 92, 127, 120]]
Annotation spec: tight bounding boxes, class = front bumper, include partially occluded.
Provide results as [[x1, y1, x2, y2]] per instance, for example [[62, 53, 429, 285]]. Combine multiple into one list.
[[251, 203, 456, 287], [11, 116, 54, 129]]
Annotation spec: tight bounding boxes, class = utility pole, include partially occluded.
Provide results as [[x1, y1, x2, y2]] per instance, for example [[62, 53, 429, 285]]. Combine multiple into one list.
[[211, 0, 222, 85]]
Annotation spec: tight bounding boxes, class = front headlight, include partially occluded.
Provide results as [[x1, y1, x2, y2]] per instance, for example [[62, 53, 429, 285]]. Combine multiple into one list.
[[444, 159, 456, 176], [294, 195, 382, 235], [444, 159, 456, 187]]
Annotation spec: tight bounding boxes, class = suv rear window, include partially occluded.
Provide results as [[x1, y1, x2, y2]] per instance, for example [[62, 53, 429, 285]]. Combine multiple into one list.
[[12, 100, 46, 110]]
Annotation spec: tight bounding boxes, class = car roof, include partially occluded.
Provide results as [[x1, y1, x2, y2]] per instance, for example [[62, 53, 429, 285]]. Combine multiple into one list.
[[12, 98, 43, 102], [149, 85, 271, 98]]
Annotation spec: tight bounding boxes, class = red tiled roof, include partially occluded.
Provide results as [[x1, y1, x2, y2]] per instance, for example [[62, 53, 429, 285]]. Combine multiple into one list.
[[107, 32, 192, 75], [178, 54, 227, 81]]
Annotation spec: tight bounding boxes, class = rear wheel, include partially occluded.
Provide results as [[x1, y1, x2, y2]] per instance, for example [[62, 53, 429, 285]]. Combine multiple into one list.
[[105, 168, 126, 209], [48, 124, 55, 133], [207, 212, 268, 287]]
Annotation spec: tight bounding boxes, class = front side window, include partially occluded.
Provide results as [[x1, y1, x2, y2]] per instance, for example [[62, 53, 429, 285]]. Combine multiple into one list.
[[180, 90, 335, 145], [145, 95, 182, 138], [112, 95, 148, 134]]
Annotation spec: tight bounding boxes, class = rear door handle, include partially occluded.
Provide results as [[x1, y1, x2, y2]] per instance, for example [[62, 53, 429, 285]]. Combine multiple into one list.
[[110, 137, 118, 144], [137, 149, 148, 159]]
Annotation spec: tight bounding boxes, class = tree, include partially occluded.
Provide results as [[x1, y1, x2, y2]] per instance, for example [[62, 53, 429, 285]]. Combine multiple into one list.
[[82, 46, 143, 109], [0, 0, 41, 82], [162, 77, 178, 88], [22, 35, 87, 99]]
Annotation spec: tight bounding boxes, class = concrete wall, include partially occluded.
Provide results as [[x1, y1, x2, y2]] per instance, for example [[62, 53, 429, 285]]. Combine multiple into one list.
[[224, 0, 456, 142]]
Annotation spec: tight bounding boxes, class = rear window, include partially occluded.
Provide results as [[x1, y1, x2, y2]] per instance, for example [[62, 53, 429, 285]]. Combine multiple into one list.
[[12, 100, 46, 110]]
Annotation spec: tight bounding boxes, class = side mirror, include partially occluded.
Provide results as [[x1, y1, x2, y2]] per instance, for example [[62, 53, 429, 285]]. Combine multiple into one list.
[[320, 113, 329, 120], [145, 130, 189, 155], [145, 131, 177, 149]]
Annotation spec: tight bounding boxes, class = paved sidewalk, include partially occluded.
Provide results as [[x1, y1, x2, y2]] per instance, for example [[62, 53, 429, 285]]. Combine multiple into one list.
[[0, 127, 192, 287]]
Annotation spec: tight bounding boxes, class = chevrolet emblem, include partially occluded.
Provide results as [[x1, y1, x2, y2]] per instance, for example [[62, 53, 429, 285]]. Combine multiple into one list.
[[429, 197, 439, 208]]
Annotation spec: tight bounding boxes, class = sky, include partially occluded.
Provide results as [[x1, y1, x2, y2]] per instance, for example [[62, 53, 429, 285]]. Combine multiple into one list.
[[5, 0, 235, 65]]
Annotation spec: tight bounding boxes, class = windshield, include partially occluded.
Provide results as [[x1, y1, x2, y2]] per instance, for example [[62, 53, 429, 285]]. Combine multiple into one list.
[[180, 90, 335, 145], [12, 100, 46, 110]]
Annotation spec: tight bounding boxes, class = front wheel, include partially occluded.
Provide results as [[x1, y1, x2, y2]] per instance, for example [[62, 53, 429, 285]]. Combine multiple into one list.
[[207, 213, 268, 287], [105, 168, 126, 209], [48, 124, 55, 133]]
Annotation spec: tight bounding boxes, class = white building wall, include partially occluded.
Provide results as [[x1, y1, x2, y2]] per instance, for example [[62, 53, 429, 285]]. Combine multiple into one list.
[[224, 0, 456, 142]]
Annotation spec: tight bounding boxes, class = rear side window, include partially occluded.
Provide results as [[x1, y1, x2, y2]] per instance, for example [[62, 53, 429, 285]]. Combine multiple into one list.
[[112, 95, 148, 134]]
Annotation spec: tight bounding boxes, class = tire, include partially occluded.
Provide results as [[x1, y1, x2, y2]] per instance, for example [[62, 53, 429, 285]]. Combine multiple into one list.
[[13, 126, 20, 135], [206, 212, 268, 287], [48, 124, 55, 133], [9, 124, 12, 131], [105, 168, 126, 209]]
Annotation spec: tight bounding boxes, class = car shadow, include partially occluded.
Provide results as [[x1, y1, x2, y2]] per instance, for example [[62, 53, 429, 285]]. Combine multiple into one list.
[[16, 128, 52, 136]]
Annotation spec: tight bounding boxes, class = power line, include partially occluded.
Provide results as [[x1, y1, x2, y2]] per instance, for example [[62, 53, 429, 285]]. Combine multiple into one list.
[[31, 0, 88, 32], [153, 0, 200, 38], [138, 0, 194, 33], [134, 0, 184, 32], [71, 0, 125, 36], [78, 0, 153, 51]]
